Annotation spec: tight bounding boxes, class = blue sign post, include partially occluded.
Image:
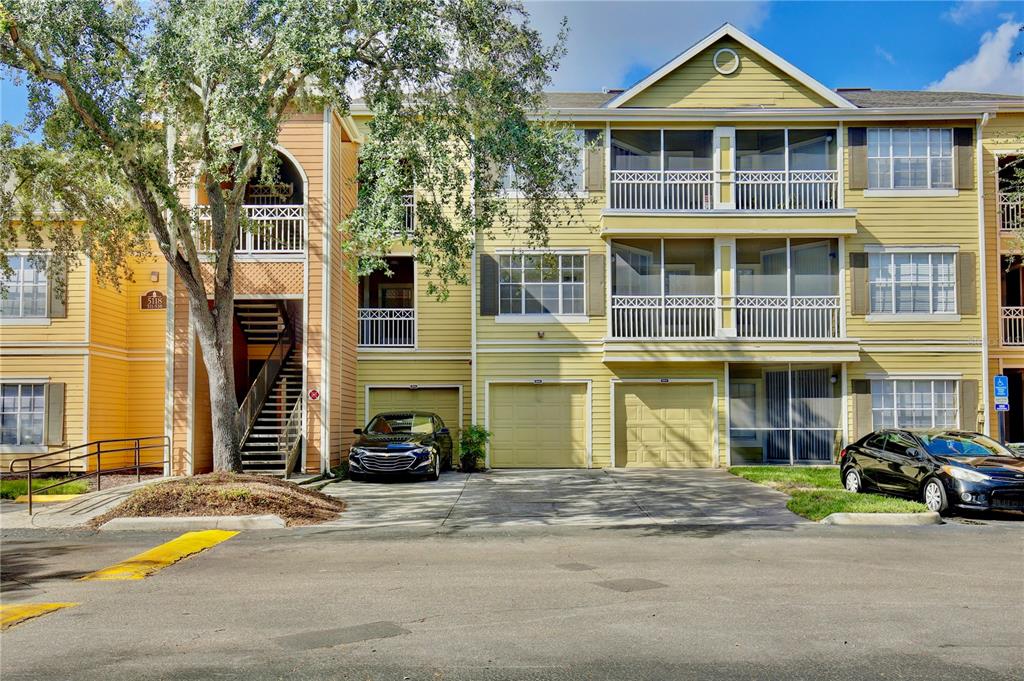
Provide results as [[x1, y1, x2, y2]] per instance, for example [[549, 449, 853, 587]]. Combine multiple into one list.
[[993, 376, 1009, 442]]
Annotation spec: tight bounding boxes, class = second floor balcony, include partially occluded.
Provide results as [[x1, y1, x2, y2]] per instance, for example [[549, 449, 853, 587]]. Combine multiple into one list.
[[195, 204, 306, 255], [608, 129, 839, 213], [1000, 257, 1023, 346], [610, 238, 842, 340], [358, 256, 416, 347]]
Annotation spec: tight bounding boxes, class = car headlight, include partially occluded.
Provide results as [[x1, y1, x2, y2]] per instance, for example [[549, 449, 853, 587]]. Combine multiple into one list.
[[410, 447, 432, 457], [350, 448, 366, 458], [941, 465, 989, 483]]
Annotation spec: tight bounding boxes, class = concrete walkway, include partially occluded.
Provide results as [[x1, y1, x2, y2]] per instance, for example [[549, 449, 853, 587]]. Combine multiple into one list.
[[319, 469, 803, 530], [0, 478, 178, 530]]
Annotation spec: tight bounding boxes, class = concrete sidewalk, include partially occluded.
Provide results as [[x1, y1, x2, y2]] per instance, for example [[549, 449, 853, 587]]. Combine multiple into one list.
[[319, 468, 804, 530], [0, 478, 178, 530]]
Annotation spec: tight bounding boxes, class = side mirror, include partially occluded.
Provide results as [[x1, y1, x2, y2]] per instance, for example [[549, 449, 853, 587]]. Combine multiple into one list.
[[437, 427, 450, 435], [352, 428, 362, 435], [909, 448, 925, 460]]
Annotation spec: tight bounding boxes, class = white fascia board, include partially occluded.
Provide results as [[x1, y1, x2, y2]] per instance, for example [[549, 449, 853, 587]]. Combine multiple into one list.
[[532, 108, 988, 123], [603, 23, 856, 110]]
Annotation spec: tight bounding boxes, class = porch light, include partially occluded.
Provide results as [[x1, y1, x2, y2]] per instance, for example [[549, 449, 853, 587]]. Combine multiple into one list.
[[150, 271, 160, 283]]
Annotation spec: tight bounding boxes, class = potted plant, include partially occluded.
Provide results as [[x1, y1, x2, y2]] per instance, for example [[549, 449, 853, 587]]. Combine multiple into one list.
[[459, 425, 491, 473]]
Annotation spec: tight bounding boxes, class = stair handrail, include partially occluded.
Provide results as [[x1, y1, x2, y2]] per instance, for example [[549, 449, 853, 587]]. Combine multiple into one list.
[[280, 395, 304, 479], [236, 310, 294, 444]]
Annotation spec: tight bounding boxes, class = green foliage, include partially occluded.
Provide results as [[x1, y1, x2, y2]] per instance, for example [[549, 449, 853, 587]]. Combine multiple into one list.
[[786, 489, 927, 521], [0, 477, 89, 499], [459, 424, 491, 472], [729, 466, 844, 492]]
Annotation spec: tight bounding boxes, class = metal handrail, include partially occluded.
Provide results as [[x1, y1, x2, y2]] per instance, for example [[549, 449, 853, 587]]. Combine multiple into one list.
[[236, 309, 294, 444], [7, 436, 170, 514], [281, 397, 304, 479]]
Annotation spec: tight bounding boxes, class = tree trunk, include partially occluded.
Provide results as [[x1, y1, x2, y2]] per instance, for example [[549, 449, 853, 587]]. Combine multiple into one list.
[[189, 293, 243, 473]]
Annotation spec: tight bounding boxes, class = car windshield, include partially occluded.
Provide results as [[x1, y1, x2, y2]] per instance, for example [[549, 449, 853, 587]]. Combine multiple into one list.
[[918, 433, 1019, 458], [366, 414, 433, 435]]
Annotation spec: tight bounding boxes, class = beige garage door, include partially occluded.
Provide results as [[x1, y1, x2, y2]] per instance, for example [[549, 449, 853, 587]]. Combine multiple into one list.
[[615, 383, 714, 468], [489, 383, 588, 468], [368, 387, 462, 451]]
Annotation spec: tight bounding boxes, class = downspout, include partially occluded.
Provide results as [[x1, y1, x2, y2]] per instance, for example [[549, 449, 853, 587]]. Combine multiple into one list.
[[977, 112, 991, 434], [321, 106, 332, 475], [163, 124, 177, 476], [470, 153, 478, 427]]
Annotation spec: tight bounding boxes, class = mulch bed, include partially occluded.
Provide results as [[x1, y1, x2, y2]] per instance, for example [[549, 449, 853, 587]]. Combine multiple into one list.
[[89, 473, 345, 528]]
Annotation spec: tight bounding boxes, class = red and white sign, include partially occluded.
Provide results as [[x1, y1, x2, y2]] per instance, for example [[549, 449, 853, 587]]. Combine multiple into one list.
[[308, 389, 320, 401]]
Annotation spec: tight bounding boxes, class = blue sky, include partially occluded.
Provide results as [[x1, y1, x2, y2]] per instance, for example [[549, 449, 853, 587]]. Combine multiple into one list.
[[2, 0, 1022, 130]]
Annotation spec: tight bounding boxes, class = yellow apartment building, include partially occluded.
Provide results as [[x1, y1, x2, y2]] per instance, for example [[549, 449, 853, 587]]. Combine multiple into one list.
[[3, 24, 1022, 475]]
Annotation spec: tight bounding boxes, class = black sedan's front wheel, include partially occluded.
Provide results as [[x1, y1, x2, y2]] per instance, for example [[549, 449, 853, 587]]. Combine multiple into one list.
[[922, 478, 949, 514], [843, 467, 863, 494], [430, 452, 441, 481]]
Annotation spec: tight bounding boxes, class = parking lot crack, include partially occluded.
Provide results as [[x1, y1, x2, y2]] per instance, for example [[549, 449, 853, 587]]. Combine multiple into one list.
[[440, 473, 472, 528], [603, 470, 657, 524]]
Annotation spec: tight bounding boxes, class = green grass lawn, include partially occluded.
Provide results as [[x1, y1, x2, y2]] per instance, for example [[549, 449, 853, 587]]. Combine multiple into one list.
[[0, 477, 89, 500], [729, 466, 927, 520]]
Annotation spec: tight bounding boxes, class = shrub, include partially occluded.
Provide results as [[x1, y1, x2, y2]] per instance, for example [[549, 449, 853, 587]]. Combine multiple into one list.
[[459, 424, 491, 472]]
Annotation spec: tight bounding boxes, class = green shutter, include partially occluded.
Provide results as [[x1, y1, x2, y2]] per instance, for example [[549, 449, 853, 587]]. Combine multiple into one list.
[[45, 382, 66, 446], [957, 251, 977, 316], [48, 260, 67, 319], [849, 252, 869, 316], [848, 127, 867, 190], [584, 130, 605, 192], [851, 379, 873, 439], [959, 379, 979, 431], [953, 128, 974, 190], [587, 254, 605, 317], [479, 254, 498, 316]]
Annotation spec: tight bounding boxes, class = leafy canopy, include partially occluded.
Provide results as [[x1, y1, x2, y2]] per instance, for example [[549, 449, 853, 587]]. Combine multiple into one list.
[[1, 0, 584, 298]]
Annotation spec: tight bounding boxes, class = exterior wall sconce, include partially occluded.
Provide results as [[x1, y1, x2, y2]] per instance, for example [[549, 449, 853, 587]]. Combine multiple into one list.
[[150, 271, 160, 283]]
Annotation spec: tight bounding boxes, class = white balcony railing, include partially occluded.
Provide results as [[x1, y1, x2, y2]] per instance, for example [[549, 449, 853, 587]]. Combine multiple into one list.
[[611, 295, 717, 339], [358, 308, 415, 347], [1002, 307, 1024, 346], [609, 170, 838, 212], [735, 170, 839, 211], [195, 204, 306, 254], [735, 296, 842, 339], [998, 192, 1022, 232]]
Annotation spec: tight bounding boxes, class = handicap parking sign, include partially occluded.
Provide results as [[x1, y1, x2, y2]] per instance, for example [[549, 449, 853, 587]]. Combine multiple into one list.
[[994, 375, 1009, 398]]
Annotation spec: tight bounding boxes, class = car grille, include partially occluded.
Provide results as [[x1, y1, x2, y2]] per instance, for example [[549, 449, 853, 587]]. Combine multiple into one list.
[[359, 452, 417, 472], [991, 491, 1024, 510]]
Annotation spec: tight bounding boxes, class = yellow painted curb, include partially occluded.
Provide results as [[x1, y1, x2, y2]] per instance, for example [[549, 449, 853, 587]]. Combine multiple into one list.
[[1, 603, 78, 631], [80, 529, 238, 581], [13, 494, 83, 504]]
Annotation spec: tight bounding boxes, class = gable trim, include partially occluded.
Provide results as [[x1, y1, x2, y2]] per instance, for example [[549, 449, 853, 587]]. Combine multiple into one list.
[[604, 23, 856, 110]]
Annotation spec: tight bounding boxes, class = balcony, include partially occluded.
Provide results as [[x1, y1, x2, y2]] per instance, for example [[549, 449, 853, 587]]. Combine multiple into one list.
[[608, 128, 839, 213], [358, 256, 415, 347], [195, 204, 306, 255], [998, 192, 1021, 233], [609, 237, 842, 341]]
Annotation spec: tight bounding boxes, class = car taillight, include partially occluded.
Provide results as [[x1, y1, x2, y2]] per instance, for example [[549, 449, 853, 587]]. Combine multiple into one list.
[[839, 447, 848, 461]]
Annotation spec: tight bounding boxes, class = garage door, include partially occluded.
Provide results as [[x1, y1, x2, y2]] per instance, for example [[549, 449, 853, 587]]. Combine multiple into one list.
[[615, 383, 714, 467], [489, 383, 588, 468], [368, 387, 462, 451]]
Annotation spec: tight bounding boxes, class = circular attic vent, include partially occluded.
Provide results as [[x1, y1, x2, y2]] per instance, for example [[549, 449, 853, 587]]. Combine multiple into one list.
[[713, 48, 740, 75]]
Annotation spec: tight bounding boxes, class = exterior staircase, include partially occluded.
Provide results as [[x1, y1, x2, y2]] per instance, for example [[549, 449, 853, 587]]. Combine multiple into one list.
[[234, 300, 304, 476], [240, 349, 303, 474]]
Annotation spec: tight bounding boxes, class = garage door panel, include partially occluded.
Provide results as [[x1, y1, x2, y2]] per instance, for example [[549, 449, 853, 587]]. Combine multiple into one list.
[[489, 383, 588, 468], [368, 387, 462, 452], [616, 383, 714, 468]]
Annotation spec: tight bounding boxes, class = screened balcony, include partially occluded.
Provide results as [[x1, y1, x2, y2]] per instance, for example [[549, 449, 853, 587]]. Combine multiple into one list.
[[610, 239, 717, 339], [1001, 257, 1023, 346], [734, 238, 841, 339], [608, 128, 838, 212], [997, 155, 1021, 232], [358, 257, 416, 347]]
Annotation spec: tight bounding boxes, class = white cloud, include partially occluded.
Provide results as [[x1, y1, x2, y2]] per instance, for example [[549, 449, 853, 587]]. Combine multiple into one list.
[[875, 46, 896, 65], [943, 1, 991, 25], [928, 19, 1024, 94], [524, 1, 770, 91]]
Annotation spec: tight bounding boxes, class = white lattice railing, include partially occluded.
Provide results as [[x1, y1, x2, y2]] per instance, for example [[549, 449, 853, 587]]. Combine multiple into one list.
[[1002, 307, 1024, 346], [402, 193, 415, 233], [735, 170, 838, 211], [735, 295, 841, 339], [195, 204, 306, 254], [358, 308, 416, 347], [610, 295, 717, 339], [610, 170, 714, 211], [998, 192, 1022, 232]]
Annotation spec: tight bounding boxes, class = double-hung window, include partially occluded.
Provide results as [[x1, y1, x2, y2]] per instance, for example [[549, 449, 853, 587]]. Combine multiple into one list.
[[498, 253, 585, 315], [0, 384, 45, 446], [868, 252, 956, 314], [1, 255, 48, 319], [867, 128, 953, 189], [870, 379, 958, 429], [500, 130, 586, 196]]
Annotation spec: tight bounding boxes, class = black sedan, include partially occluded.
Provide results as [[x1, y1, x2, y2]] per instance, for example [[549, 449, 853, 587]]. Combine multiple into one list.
[[840, 429, 1024, 515], [348, 411, 454, 481]]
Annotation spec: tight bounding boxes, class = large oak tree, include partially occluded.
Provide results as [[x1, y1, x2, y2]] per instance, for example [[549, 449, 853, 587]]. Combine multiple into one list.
[[1, 1, 582, 471]]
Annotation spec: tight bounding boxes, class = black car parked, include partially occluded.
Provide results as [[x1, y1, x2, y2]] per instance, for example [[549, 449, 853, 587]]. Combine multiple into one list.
[[840, 429, 1024, 515], [348, 411, 454, 481]]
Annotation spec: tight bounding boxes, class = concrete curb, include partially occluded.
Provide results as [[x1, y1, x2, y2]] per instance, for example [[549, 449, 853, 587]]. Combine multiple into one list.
[[820, 511, 942, 526], [98, 514, 287, 531]]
